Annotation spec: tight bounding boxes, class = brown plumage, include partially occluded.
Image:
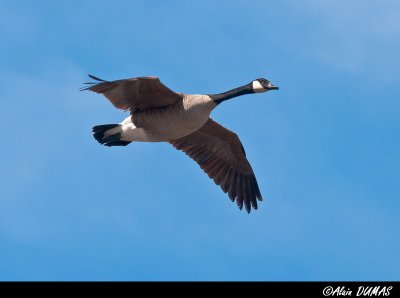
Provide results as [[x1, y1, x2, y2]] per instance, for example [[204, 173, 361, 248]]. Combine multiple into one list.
[[83, 74, 279, 213], [169, 118, 262, 213], [81, 75, 183, 113]]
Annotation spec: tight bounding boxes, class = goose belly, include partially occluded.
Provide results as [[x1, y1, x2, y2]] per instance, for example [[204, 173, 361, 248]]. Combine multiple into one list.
[[143, 113, 209, 141], [121, 97, 216, 142]]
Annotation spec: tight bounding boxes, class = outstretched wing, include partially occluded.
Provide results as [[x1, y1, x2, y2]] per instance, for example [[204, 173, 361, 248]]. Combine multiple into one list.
[[81, 74, 183, 113], [169, 118, 262, 213]]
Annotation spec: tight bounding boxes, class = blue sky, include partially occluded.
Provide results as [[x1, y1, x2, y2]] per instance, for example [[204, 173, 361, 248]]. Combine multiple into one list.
[[0, 0, 399, 281]]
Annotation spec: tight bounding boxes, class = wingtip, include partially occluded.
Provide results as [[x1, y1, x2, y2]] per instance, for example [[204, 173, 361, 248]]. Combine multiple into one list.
[[79, 86, 90, 92], [236, 197, 244, 210], [80, 74, 108, 91], [245, 204, 251, 214], [88, 74, 107, 82]]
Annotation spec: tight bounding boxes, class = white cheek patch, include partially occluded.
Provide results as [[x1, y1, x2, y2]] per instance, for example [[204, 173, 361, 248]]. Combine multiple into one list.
[[252, 80, 266, 93]]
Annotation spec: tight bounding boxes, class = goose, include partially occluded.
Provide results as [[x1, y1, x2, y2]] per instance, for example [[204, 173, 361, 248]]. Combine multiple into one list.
[[81, 75, 279, 213]]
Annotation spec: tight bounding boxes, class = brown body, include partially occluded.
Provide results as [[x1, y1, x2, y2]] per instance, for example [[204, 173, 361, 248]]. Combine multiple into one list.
[[83, 75, 279, 213]]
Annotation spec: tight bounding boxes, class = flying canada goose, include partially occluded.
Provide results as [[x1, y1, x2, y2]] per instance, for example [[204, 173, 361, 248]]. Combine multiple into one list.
[[81, 75, 279, 213]]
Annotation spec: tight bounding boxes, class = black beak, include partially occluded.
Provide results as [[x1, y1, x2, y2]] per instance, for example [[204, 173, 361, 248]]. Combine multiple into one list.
[[268, 84, 279, 90]]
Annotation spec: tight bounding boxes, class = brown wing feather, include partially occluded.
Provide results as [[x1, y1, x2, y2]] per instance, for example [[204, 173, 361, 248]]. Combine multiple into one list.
[[81, 75, 183, 113], [169, 118, 263, 213]]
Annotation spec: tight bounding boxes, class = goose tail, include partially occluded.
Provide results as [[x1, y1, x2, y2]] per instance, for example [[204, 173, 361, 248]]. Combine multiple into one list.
[[92, 124, 131, 147]]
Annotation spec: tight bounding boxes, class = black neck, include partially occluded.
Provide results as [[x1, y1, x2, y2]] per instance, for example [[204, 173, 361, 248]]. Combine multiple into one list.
[[209, 83, 253, 104]]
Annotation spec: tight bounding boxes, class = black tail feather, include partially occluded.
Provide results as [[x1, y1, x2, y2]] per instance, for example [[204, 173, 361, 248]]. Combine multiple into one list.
[[92, 124, 131, 147]]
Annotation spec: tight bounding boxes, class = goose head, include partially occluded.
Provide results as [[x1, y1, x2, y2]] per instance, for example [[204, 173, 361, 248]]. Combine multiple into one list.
[[252, 78, 279, 93]]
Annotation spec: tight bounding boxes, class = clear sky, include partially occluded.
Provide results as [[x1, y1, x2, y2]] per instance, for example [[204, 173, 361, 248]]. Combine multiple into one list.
[[0, 0, 399, 281]]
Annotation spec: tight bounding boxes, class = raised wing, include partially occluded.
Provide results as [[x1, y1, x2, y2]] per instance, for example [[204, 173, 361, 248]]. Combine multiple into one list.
[[169, 118, 262, 213], [81, 74, 183, 113]]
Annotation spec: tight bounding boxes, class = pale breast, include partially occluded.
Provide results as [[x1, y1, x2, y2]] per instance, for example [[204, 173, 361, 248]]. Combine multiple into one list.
[[132, 94, 216, 142]]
